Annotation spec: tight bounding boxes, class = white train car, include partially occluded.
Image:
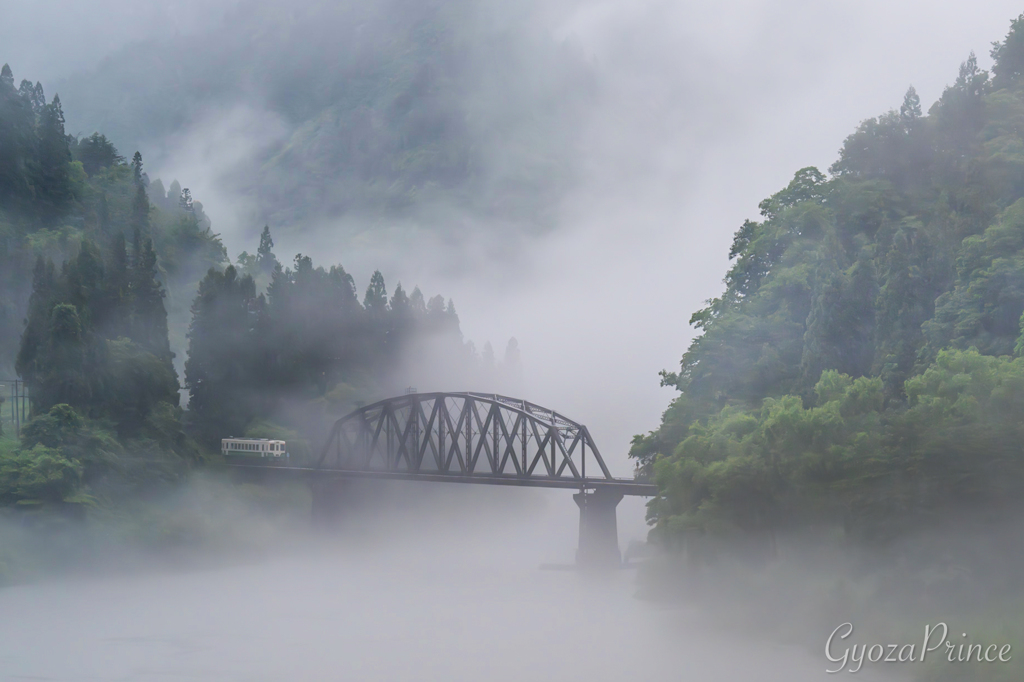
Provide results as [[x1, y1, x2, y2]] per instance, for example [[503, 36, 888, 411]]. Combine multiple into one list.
[[221, 437, 288, 459]]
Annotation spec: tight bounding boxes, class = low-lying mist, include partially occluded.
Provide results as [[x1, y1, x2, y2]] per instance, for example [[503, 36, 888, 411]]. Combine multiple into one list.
[[2, 451, 1018, 680], [0, 474, 921, 681]]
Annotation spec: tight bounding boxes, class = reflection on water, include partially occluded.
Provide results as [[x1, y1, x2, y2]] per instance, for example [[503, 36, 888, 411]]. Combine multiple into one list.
[[0, 486, 904, 682]]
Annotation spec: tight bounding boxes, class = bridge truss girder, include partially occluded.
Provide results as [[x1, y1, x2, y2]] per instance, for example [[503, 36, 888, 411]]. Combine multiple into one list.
[[318, 392, 614, 484]]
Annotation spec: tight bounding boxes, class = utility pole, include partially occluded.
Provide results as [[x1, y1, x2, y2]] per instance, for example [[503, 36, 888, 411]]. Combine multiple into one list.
[[1, 379, 27, 439]]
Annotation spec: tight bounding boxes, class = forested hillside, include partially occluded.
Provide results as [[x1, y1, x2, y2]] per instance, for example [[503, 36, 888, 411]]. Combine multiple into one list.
[[56, 0, 593, 232], [0, 63, 515, 510], [0, 63, 225, 379], [633, 16, 1024, 545]]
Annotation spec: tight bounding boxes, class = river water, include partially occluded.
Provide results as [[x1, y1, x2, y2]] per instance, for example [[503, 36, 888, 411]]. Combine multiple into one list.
[[0, 485, 905, 682]]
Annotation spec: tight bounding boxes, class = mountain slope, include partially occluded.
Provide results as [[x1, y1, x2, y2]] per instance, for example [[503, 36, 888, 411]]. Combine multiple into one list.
[[633, 16, 1024, 544], [56, 0, 593, 233]]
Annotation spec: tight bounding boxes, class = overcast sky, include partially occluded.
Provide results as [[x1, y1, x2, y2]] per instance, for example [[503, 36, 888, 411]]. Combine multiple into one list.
[[3, 0, 1023, 479]]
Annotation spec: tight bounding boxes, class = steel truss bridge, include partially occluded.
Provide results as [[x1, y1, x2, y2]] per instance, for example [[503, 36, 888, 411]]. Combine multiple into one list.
[[314, 392, 654, 495], [230, 392, 656, 565]]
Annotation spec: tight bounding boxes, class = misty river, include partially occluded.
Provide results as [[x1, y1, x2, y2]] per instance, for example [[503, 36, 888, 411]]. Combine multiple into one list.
[[0, 485, 905, 682]]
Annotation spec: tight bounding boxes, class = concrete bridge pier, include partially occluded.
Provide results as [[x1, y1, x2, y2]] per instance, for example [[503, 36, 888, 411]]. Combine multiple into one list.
[[310, 478, 353, 527], [573, 488, 624, 567]]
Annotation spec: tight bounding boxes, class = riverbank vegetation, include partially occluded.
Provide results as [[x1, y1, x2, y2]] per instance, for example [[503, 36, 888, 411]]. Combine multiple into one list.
[[631, 14, 1024, 680], [634, 13, 1024, 550]]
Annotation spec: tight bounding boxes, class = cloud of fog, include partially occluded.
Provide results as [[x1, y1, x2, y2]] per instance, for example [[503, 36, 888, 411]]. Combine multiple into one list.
[[0, 475, 916, 682], [151, 104, 291, 240], [7, 0, 1023, 509], [0, 0, 242, 86], [226, 0, 1021, 480]]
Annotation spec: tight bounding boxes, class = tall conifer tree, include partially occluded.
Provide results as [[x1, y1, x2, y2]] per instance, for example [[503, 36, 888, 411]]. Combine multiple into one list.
[[130, 151, 151, 233], [34, 94, 72, 217], [129, 229, 172, 363]]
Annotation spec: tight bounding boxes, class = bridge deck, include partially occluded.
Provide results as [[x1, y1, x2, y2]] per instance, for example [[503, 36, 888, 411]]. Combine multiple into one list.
[[225, 463, 658, 496]]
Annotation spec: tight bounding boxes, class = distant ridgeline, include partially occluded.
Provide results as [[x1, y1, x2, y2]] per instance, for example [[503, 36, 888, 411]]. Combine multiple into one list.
[[633, 15, 1024, 545], [54, 0, 593, 233], [0, 64, 520, 509]]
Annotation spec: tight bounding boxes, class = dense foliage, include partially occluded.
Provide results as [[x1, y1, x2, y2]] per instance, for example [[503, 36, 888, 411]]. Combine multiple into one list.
[[0, 63, 227, 506], [633, 16, 1024, 546], [15, 231, 185, 441], [0, 63, 227, 379]]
